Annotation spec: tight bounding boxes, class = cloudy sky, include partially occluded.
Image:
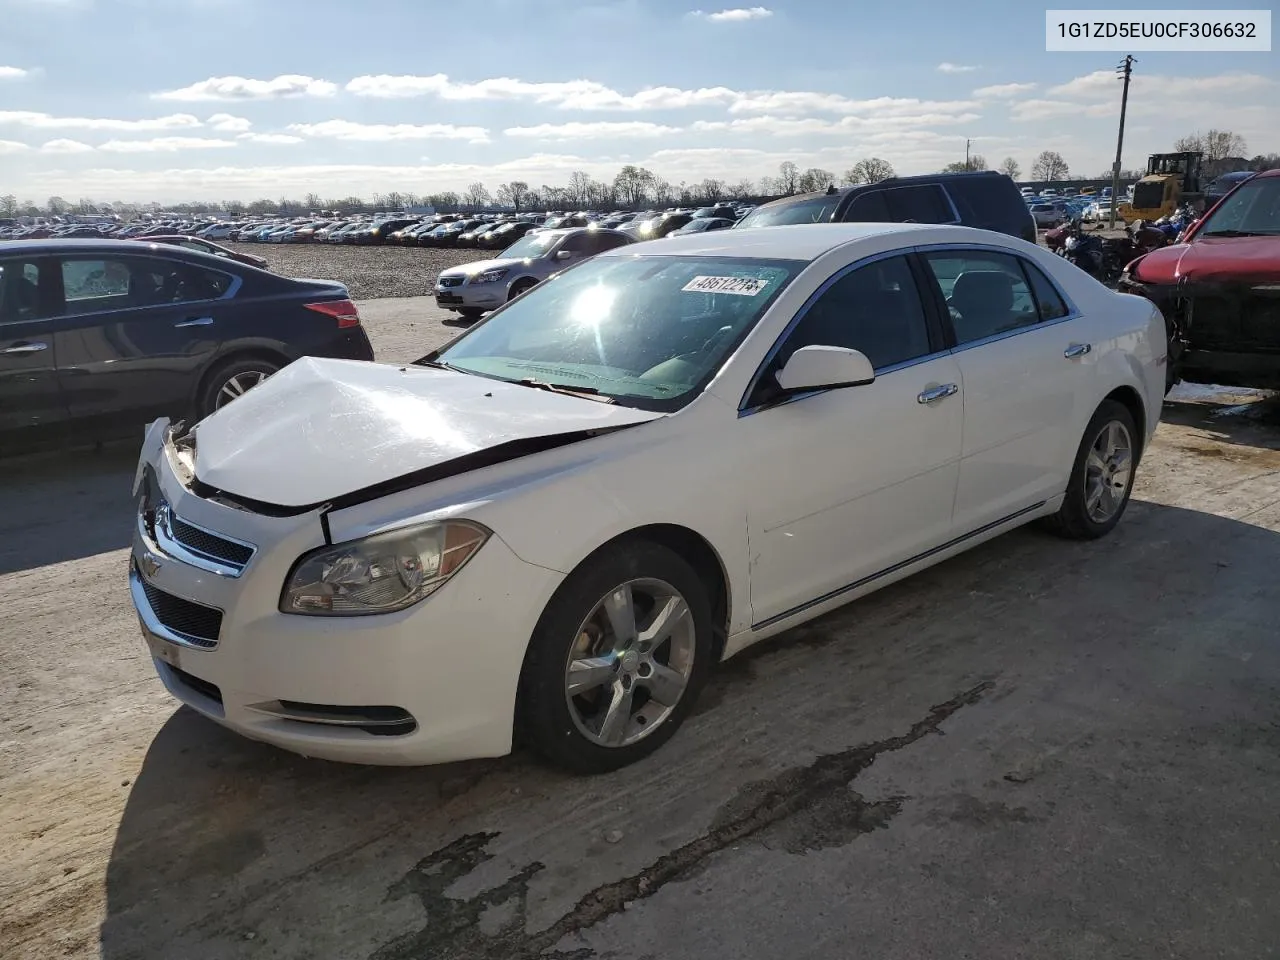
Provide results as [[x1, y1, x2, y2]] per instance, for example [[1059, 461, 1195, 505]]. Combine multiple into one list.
[[0, 0, 1275, 202]]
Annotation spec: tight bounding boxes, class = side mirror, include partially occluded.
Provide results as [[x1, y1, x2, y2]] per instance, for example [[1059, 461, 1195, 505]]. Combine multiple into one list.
[[556, 250, 573, 260], [775, 345, 875, 393]]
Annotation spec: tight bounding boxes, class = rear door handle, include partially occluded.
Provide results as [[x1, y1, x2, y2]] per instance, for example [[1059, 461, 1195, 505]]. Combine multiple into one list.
[[173, 316, 214, 328], [917, 383, 959, 404], [1064, 343, 1092, 359], [1, 341, 48, 355]]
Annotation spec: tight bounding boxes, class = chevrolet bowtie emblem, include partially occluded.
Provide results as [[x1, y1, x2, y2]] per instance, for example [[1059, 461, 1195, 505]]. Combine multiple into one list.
[[139, 552, 162, 579]]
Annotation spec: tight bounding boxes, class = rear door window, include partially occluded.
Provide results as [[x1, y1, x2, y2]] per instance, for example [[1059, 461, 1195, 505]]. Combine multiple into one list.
[[59, 257, 232, 315]]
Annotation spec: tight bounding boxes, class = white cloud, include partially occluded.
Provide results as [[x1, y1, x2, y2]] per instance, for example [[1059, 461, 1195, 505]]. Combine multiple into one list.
[[286, 119, 490, 142], [153, 75, 337, 101], [1009, 99, 1115, 122], [0, 66, 29, 80], [344, 73, 982, 123], [0, 139, 30, 154], [207, 112, 251, 132], [973, 82, 1037, 98], [937, 62, 979, 74], [692, 111, 981, 136], [505, 121, 681, 140], [689, 6, 773, 21], [237, 132, 303, 144], [41, 138, 94, 153], [0, 110, 203, 131], [1047, 69, 1274, 100], [98, 137, 238, 153]]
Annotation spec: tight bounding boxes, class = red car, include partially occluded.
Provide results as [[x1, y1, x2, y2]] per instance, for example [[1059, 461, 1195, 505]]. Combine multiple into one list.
[[1120, 168, 1280, 391], [137, 235, 270, 271]]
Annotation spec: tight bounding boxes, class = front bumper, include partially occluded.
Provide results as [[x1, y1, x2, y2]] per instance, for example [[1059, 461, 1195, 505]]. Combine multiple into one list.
[[434, 277, 507, 310], [127, 423, 565, 765]]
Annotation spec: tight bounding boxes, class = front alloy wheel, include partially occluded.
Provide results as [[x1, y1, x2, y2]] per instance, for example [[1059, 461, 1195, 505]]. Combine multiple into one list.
[[519, 540, 714, 773], [564, 578, 697, 748]]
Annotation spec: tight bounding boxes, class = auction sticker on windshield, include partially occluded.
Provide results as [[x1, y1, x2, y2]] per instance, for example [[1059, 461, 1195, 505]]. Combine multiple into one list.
[[682, 275, 771, 295]]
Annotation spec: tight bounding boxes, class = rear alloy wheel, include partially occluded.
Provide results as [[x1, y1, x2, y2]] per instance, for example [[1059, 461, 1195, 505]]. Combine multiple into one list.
[[1043, 399, 1138, 540], [197, 357, 280, 418], [520, 541, 714, 773]]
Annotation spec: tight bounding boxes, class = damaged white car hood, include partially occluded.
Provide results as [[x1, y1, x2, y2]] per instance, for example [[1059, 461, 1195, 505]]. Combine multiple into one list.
[[189, 357, 663, 507]]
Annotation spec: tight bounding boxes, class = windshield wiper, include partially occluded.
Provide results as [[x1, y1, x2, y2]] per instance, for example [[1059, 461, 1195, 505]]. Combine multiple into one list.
[[1200, 229, 1273, 238], [515, 377, 614, 402]]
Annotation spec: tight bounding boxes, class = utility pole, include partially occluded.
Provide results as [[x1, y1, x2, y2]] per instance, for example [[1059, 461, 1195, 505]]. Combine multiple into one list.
[[965, 138, 972, 171], [1109, 55, 1135, 229]]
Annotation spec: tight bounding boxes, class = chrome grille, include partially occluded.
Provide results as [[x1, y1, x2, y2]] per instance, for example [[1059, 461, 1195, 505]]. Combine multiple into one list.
[[136, 569, 223, 648], [152, 502, 255, 577], [169, 513, 254, 566], [438, 275, 465, 287]]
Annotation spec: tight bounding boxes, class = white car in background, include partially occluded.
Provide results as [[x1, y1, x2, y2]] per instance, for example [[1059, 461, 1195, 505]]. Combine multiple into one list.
[[1083, 200, 1114, 223], [129, 223, 1164, 773]]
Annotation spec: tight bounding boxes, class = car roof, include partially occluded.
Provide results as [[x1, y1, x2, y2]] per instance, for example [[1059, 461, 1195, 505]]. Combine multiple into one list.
[[753, 170, 1010, 212], [0, 238, 216, 256], [598, 222, 996, 262]]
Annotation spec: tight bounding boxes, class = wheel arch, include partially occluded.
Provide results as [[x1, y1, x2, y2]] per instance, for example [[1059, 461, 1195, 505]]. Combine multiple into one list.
[[1103, 384, 1147, 457], [193, 347, 291, 410]]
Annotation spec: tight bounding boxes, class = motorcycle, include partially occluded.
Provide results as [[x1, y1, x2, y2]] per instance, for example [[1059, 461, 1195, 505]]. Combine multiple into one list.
[[1060, 217, 1169, 287], [1061, 219, 1106, 279]]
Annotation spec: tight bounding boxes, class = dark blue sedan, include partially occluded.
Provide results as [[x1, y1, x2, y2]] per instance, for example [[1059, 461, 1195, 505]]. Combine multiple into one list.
[[0, 239, 374, 453]]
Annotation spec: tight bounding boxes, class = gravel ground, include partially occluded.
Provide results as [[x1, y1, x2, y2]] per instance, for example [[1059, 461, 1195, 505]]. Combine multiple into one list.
[[229, 241, 479, 299]]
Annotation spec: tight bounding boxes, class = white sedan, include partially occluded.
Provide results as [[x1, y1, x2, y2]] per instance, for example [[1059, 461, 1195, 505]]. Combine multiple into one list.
[[129, 223, 1165, 772]]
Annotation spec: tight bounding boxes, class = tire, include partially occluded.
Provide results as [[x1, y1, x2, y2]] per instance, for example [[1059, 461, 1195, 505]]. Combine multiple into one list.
[[508, 278, 537, 301], [518, 540, 716, 774], [197, 356, 280, 419], [1043, 399, 1138, 540]]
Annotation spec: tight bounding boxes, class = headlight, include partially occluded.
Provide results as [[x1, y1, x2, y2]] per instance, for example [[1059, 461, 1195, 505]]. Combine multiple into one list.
[[280, 520, 489, 616], [476, 267, 508, 283]]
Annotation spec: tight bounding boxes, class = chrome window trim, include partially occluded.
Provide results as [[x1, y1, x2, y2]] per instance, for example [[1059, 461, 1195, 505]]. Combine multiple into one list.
[[737, 248, 936, 417], [128, 563, 224, 650], [911, 241, 1083, 354]]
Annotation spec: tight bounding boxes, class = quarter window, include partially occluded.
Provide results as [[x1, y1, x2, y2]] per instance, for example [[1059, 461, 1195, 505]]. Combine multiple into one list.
[[1021, 260, 1070, 320], [921, 250, 1041, 345], [776, 255, 932, 371]]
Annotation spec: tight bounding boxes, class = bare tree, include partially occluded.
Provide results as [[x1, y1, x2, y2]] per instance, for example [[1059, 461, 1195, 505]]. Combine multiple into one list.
[[795, 168, 835, 193], [696, 178, 726, 202], [1250, 153, 1280, 171], [0, 194, 17, 217], [1030, 150, 1070, 181], [651, 178, 676, 206], [565, 171, 596, 209], [496, 181, 530, 212], [997, 157, 1020, 180], [777, 161, 800, 195], [613, 165, 656, 209], [726, 179, 756, 200], [942, 155, 987, 173], [384, 191, 405, 210], [842, 158, 896, 185], [464, 182, 491, 210], [302, 192, 322, 211], [46, 196, 69, 215], [1174, 129, 1247, 161]]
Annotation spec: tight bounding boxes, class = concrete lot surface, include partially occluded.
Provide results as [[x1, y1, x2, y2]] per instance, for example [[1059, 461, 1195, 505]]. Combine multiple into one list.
[[2, 299, 1279, 960]]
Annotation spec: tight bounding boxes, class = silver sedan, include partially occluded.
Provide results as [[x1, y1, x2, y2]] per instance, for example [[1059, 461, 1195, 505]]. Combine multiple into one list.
[[434, 227, 633, 320]]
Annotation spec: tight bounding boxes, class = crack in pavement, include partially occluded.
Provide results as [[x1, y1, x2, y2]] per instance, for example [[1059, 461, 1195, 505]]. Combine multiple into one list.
[[371, 680, 994, 960]]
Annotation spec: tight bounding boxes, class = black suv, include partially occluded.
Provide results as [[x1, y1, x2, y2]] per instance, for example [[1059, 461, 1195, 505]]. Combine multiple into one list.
[[736, 172, 1037, 244]]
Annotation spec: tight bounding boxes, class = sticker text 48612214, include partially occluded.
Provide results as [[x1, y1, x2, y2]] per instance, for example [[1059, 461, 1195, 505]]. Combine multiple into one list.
[[681, 275, 771, 296]]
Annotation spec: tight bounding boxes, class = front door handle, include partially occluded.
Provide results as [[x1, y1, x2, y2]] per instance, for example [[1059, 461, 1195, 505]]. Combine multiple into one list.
[[917, 383, 959, 404], [174, 316, 214, 328], [1, 341, 48, 355], [1064, 342, 1092, 359]]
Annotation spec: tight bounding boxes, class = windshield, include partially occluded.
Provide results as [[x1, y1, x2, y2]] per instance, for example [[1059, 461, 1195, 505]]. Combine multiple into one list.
[[737, 194, 841, 228], [499, 230, 559, 259], [1199, 177, 1280, 237], [435, 255, 804, 410]]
